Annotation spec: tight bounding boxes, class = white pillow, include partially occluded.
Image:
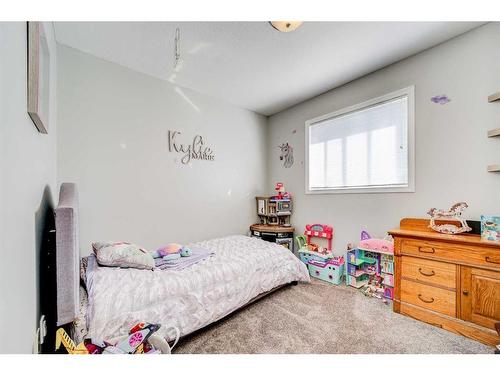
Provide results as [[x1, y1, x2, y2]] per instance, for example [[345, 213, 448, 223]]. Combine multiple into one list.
[[92, 241, 155, 270]]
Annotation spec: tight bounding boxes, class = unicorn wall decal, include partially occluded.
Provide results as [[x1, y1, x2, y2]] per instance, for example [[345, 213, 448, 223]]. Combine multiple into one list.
[[278, 142, 294, 168]]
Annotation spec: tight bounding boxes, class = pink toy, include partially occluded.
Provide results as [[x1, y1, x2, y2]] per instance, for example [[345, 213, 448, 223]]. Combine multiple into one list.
[[305, 224, 334, 254], [156, 243, 182, 257], [272, 182, 291, 200], [358, 231, 394, 254], [275, 182, 284, 199]]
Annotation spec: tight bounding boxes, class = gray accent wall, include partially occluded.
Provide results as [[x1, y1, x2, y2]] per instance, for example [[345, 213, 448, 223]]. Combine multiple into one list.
[[267, 23, 500, 254]]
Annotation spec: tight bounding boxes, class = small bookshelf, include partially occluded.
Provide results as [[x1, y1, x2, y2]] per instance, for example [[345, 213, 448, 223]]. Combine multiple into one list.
[[488, 92, 500, 172], [255, 196, 292, 226]]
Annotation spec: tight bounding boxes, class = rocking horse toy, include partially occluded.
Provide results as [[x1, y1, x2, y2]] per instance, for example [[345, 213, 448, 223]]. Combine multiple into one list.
[[427, 202, 472, 234]]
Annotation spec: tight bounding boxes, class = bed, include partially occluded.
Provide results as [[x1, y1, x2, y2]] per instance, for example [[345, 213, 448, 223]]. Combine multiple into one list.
[[55, 183, 310, 346]]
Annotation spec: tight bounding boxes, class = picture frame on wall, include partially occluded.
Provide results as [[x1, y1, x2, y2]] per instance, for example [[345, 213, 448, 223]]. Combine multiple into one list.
[[27, 21, 50, 134]]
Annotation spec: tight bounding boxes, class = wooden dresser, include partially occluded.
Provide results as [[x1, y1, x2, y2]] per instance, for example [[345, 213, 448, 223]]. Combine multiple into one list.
[[389, 218, 500, 346]]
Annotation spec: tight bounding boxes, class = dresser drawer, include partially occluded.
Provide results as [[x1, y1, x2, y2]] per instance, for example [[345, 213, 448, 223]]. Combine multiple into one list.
[[401, 256, 456, 289], [401, 239, 500, 269], [401, 279, 456, 317]]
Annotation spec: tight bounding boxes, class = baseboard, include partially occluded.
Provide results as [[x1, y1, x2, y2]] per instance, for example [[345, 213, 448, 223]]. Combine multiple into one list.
[[399, 302, 499, 347]]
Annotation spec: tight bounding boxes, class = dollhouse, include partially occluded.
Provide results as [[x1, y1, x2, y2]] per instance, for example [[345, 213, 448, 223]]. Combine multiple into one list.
[[345, 231, 395, 299], [346, 248, 394, 299], [252, 196, 293, 249], [251, 184, 294, 250], [255, 196, 292, 226]]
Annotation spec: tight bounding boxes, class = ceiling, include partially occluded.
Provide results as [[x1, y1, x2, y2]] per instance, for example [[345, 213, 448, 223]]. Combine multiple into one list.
[[54, 22, 484, 116]]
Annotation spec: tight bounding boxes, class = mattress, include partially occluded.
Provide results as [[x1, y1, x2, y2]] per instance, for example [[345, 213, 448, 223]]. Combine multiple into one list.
[[85, 235, 310, 341]]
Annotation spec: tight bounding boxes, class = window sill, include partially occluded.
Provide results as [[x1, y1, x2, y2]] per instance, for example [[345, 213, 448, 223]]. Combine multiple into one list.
[[305, 185, 415, 194]]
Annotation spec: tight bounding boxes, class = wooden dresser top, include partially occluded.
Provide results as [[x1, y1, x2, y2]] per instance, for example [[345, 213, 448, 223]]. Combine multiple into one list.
[[388, 218, 500, 250]]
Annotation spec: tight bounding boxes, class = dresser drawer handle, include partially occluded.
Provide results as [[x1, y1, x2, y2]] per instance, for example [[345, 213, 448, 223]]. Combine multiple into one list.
[[417, 294, 435, 304], [485, 256, 500, 265], [418, 268, 435, 277], [418, 247, 435, 254]]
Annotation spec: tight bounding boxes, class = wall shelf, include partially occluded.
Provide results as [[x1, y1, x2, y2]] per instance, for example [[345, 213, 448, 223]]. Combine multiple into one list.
[[487, 128, 500, 137], [488, 92, 500, 102], [487, 94, 499, 170], [487, 165, 500, 172]]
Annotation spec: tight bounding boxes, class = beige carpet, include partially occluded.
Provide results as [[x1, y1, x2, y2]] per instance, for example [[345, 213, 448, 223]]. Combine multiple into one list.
[[174, 279, 493, 354]]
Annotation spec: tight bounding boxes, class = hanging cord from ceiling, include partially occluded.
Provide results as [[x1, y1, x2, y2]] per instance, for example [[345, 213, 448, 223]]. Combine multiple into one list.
[[174, 27, 181, 70]]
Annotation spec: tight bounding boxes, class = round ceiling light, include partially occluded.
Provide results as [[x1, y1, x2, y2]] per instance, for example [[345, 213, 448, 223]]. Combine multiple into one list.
[[269, 21, 303, 33]]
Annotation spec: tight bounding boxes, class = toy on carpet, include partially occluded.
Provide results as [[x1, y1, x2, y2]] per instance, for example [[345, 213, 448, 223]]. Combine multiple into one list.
[[55, 322, 179, 354], [297, 224, 344, 285], [55, 328, 90, 354], [346, 231, 395, 303], [360, 273, 387, 303], [152, 243, 192, 262]]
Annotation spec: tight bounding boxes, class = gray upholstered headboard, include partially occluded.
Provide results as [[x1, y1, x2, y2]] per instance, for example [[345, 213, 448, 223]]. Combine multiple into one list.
[[55, 183, 80, 326]]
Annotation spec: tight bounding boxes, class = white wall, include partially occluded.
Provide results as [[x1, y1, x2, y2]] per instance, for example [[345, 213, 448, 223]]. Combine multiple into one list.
[[57, 46, 268, 254], [0, 22, 58, 353], [267, 23, 500, 254]]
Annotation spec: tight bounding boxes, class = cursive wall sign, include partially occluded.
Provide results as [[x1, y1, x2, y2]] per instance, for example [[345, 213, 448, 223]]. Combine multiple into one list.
[[167, 130, 215, 164]]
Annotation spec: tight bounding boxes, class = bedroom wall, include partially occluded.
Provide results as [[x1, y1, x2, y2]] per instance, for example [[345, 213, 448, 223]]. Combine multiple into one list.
[[0, 22, 58, 353], [267, 22, 500, 254], [57, 45, 268, 254]]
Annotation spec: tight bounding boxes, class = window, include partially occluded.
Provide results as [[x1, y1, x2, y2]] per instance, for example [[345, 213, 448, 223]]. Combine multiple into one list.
[[305, 86, 414, 194]]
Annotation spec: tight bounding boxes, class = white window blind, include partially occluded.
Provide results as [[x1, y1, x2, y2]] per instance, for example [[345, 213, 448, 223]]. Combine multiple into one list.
[[306, 87, 414, 193]]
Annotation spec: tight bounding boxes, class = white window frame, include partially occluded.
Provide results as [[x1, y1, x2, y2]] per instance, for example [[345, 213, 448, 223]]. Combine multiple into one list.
[[305, 86, 415, 194]]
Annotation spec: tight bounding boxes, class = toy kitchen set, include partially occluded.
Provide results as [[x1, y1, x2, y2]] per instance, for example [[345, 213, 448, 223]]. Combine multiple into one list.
[[250, 183, 295, 251]]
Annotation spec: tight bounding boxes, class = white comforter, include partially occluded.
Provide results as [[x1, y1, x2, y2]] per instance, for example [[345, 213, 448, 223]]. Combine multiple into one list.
[[85, 235, 310, 341]]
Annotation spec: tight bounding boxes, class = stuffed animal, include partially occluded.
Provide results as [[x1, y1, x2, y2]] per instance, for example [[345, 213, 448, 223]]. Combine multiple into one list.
[[152, 243, 192, 259], [157, 243, 183, 257], [162, 253, 181, 261], [180, 247, 192, 257]]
